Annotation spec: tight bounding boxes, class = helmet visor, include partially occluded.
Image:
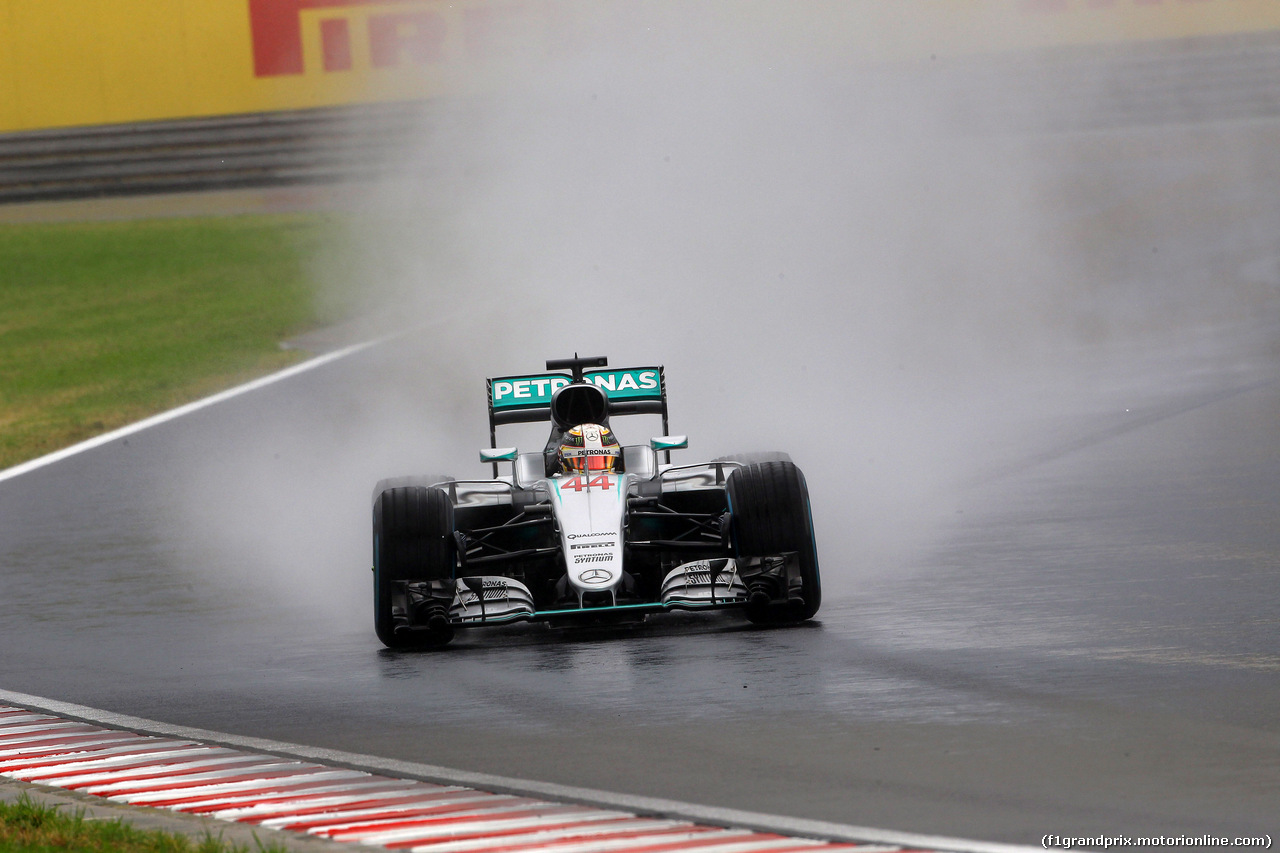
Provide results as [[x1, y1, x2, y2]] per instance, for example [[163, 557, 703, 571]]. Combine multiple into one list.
[[586, 452, 616, 472]]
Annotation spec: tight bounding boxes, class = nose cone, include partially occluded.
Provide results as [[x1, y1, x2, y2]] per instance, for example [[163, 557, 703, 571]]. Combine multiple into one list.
[[551, 474, 626, 603]]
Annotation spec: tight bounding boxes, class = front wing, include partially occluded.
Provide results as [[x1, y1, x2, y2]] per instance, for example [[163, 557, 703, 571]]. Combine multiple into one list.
[[433, 554, 801, 627]]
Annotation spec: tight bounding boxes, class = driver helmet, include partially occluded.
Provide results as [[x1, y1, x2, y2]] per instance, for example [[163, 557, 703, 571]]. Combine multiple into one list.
[[558, 423, 621, 474]]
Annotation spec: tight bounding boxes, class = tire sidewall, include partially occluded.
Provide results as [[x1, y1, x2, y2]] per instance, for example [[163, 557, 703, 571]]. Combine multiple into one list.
[[726, 461, 821, 622]]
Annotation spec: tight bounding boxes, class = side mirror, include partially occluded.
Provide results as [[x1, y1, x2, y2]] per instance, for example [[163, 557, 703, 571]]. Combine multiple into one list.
[[480, 447, 518, 463], [650, 435, 688, 451]]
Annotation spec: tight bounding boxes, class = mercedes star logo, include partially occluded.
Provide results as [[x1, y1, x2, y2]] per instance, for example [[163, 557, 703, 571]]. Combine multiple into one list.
[[580, 569, 614, 584]]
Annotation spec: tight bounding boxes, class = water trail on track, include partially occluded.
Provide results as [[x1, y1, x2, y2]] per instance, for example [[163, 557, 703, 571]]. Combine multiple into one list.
[[177, 2, 1280, 619]]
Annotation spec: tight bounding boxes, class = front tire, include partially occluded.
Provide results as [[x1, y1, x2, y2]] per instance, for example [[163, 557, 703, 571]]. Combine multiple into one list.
[[373, 483, 455, 649], [726, 461, 821, 624]]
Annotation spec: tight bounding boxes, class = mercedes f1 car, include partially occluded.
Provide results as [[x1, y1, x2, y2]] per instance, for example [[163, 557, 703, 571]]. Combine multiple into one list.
[[371, 355, 821, 648]]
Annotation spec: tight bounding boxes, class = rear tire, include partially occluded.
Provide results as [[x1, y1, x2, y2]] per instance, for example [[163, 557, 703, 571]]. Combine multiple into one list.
[[726, 461, 821, 624], [373, 484, 455, 649]]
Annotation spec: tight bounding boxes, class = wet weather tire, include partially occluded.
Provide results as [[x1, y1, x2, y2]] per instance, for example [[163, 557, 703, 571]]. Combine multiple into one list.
[[726, 461, 821, 624], [373, 483, 455, 649]]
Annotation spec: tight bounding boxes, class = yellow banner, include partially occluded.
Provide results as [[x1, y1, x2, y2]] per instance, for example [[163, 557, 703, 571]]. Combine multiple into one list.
[[2, 0, 1279, 134]]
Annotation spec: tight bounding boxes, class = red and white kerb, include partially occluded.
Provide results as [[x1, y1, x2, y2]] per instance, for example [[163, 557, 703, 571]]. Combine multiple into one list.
[[0, 705, 930, 853]]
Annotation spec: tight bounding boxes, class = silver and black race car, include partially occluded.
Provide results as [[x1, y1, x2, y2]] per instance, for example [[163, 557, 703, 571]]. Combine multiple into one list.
[[370, 355, 821, 648]]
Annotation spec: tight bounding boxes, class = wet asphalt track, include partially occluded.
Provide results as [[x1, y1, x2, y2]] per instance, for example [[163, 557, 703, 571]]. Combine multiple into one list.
[[0, 327, 1277, 848]]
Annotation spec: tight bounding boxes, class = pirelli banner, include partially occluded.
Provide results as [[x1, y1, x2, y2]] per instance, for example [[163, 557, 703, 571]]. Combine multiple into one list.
[[0, 0, 523, 133], [3, 0, 1280, 134]]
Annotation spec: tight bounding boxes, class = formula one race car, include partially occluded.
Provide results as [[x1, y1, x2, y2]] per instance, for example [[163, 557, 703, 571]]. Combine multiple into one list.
[[370, 356, 821, 648]]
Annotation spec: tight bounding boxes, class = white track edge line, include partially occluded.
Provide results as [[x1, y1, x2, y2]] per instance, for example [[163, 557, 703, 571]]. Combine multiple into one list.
[[0, 337, 386, 485], [0, 690, 1040, 853]]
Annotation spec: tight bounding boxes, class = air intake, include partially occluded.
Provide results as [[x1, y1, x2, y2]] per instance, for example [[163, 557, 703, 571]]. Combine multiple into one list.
[[551, 382, 609, 429]]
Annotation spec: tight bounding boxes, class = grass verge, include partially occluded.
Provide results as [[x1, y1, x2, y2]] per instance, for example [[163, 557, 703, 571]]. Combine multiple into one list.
[[0, 214, 346, 470], [0, 793, 289, 853]]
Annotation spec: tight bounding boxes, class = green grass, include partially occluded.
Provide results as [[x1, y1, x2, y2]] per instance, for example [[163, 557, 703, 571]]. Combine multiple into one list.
[[0, 794, 289, 853], [0, 214, 346, 470]]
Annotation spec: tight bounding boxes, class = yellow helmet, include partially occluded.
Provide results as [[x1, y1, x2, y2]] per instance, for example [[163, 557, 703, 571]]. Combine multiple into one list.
[[558, 424, 621, 474]]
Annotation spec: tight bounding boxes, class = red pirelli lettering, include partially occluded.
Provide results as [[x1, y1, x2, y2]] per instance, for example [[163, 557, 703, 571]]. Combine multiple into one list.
[[249, 0, 418, 76], [249, 0, 529, 75], [320, 18, 353, 71]]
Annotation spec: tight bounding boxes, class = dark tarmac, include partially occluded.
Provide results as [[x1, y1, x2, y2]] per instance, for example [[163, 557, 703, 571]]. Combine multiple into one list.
[[1, 325, 1276, 847]]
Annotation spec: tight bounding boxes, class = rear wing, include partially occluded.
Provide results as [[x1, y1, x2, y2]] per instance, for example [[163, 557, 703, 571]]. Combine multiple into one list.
[[486, 365, 668, 448]]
